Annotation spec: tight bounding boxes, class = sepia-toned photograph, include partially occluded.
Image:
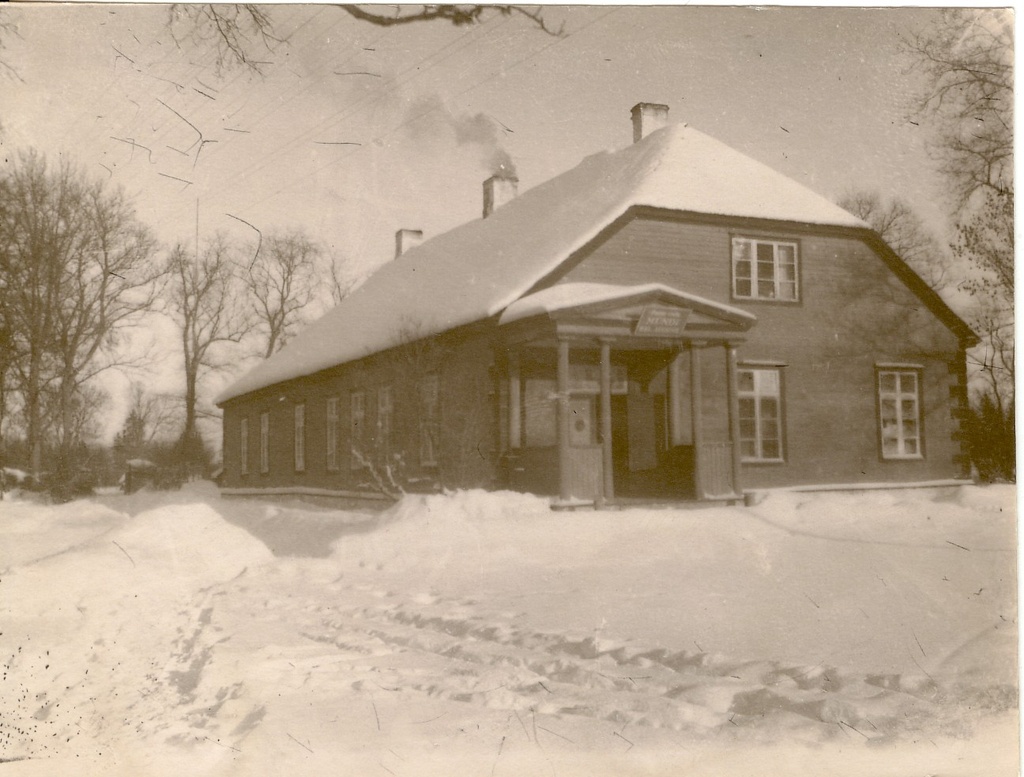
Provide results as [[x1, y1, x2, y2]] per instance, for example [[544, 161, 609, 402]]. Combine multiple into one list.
[[0, 4, 1016, 775]]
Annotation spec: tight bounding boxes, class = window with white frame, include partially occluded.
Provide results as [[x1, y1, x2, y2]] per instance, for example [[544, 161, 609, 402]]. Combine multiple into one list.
[[350, 391, 366, 469], [738, 367, 783, 461], [294, 403, 306, 472], [259, 412, 269, 473], [239, 418, 249, 475], [878, 369, 922, 459], [420, 375, 440, 467], [732, 237, 799, 301], [378, 385, 393, 452], [326, 397, 339, 471]]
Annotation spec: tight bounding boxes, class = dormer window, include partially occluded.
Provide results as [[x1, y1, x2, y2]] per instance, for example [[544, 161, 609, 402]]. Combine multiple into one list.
[[732, 237, 799, 302]]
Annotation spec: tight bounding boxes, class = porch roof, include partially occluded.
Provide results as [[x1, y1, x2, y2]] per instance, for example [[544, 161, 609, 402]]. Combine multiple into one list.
[[499, 282, 757, 328]]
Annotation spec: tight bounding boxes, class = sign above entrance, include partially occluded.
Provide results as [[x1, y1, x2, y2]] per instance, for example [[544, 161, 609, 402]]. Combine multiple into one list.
[[634, 305, 690, 337]]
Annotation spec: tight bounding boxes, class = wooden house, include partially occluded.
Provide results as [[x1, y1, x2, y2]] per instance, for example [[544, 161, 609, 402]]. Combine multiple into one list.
[[215, 104, 976, 506]]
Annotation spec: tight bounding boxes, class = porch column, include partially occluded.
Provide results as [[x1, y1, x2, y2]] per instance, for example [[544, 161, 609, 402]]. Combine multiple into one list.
[[599, 339, 614, 505], [725, 342, 743, 498], [508, 352, 521, 449], [690, 341, 705, 499], [557, 338, 572, 503], [668, 349, 686, 446]]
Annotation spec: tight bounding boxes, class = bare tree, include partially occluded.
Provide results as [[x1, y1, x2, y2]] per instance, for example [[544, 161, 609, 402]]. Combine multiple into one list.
[[167, 4, 282, 75], [339, 5, 561, 34], [0, 151, 159, 478], [904, 9, 1013, 343], [163, 234, 251, 471], [905, 9, 1014, 478], [50, 178, 161, 460], [328, 256, 355, 307], [0, 13, 21, 81], [838, 190, 955, 293], [115, 382, 180, 456], [904, 9, 1013, 207], [244, 229, 324, 358], [167, 4, 560, 73]]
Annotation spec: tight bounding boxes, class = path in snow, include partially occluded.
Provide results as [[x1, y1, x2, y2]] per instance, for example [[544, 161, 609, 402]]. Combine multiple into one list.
[[0, 484, 1016, 776]]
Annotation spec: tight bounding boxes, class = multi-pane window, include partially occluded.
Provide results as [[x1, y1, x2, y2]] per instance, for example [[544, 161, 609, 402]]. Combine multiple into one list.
[[259, 412, 269, 474], [326, 397, 339, 471], [878, 369, 922, 459], [294, 403, 305, 472], [732, 237, 798, 301], [350, 391, 366, 469], [239, 418, 249, 475], [420, 375, 440, 467], [738, 368, 783, 461], [378, 385, 393, 452]]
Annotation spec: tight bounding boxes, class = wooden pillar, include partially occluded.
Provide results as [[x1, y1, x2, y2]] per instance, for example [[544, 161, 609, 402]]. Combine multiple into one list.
[[690, 341, 704, 499], [509, 352, 521, 449], [599, 339, 614, 505], [557, 339, 572, 503], [725, 342, 743, 498], [668, 349, 686, 446]]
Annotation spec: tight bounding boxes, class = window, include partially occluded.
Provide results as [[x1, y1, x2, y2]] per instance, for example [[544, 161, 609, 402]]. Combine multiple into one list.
[[524, 379, 558, 447], [294, 404, 305, 472], [738, 368, 783, 461], [350, 391, 366, 469], [326, 397, 339, 471], [878, 369, 922, 459], [378, 385, 393, 452], [259, 412, 269, 473], [239, 418, 249, 475], [732, 237, 798, 301], [420, 375, 440, 467]]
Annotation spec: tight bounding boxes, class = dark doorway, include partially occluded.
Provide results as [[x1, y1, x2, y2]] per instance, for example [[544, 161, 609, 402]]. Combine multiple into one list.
[[610, 351, 695, 500]]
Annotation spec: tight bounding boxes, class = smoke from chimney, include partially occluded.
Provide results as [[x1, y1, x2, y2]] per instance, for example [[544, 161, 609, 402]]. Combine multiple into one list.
[[404, 95, 517, 178], [490, 148, 517, 179]]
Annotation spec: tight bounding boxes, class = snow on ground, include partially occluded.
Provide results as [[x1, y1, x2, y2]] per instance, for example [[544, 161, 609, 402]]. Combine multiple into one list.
[[0, 482, 1016, 776]]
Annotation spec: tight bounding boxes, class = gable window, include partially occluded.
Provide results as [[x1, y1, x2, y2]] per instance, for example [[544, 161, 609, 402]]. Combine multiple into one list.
[[878, 368, 922, 459], [732, 237, 798, 301], [738, 367, 783, 462], [259, 412, 270, 474], [326, 397, 339, 471], [350, 391, 366, 469], [294, 403, 306, 472], [239, 418, 249, 476], [378, 385, 393, 452], [420, 375, 440, 467]]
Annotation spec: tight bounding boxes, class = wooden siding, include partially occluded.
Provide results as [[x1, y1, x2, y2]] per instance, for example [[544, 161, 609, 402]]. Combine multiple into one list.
[[556, 213, 967, 489], [222, 327, 500, 494]]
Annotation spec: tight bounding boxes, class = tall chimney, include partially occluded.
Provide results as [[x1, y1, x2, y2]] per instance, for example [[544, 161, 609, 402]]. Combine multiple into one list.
[[483, 174, 518, 218], [394, 228, 423, 258], [631, 102, 669, 143]]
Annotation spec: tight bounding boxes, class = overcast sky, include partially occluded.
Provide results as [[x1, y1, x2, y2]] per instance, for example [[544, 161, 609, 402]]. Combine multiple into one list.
[[0, 4, 987, 437], [4, 5, 962, 264]]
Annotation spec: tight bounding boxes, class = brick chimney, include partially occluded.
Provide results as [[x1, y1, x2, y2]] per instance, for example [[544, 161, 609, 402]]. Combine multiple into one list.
[[394, 228, 423, 258], [483, 174, 518, 218], [631, 102, 669, 143]]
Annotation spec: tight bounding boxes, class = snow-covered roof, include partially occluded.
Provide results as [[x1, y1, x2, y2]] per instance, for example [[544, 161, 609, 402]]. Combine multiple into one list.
[[216, 122, 866, 404], [498, 282, 757, 326]]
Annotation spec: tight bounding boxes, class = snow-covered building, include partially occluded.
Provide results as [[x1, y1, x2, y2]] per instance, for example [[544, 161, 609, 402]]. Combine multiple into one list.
[[215, 104, 976, 506]]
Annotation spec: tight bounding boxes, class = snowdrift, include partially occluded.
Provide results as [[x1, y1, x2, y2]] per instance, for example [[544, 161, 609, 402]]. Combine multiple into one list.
[[0, 483, 1016, 776]]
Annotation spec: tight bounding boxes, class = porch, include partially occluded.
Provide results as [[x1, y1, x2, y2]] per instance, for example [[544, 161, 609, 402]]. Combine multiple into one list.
[[496, 283, 756, 508]]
